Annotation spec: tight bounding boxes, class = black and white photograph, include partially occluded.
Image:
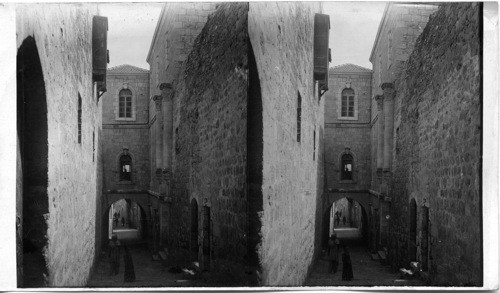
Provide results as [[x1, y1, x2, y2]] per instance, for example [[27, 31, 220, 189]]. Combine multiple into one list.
[[0, 0, 498, 290]]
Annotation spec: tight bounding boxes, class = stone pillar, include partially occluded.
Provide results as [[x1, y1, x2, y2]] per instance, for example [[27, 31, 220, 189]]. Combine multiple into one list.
[[153, 95, 163, 170], [160, 83, 174, 170], [382, 83, 395, 172], [375, 95, 384, 172]]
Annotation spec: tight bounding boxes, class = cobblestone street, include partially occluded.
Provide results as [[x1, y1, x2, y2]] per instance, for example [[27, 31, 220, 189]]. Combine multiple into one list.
[[306, 228, 425, 287]]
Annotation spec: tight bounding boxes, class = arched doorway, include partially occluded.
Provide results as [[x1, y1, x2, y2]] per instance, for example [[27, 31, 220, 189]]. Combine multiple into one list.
[[201, 205, 211, 271], [190, 199, 199, 261], [408, 199, 417, 261], [104, 199, 148, 244], [324, 197, 368, 247], [17, 36, 49, 288], [421, 205, 429, 271], [247, 38, 263, 268]]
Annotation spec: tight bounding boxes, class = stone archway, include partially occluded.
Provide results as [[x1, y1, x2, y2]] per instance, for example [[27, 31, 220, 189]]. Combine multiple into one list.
[[322, 192, 374, 249], [103, 198, 149, 244], [101, 193, 152, 249], [17, 36, 49, 288]]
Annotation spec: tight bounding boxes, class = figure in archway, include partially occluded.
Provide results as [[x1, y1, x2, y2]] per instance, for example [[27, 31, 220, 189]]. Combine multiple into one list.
[[109, 234, 121, 275], [327, 233, 340, 274]]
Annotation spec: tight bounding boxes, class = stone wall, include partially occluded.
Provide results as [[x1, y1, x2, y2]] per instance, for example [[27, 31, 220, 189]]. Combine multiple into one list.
[[169, 2, 250, 280], [147, 2, 217, 95], [248, 2, 324, 286], [101, 73, 150, 192], [16, 3, 101, 286], [390, 3, 481, 286], [370, 3, 438, 100], [324, 71, 372, 190], [147, 2, 217, 194]]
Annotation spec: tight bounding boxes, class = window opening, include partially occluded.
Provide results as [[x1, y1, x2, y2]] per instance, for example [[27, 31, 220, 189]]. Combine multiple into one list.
[[341, 88, 354, 117], [119, 154, 132, 181], [119, 89, 132, 118], [341, 154, 353, 180], [313, 129, 316, 160]]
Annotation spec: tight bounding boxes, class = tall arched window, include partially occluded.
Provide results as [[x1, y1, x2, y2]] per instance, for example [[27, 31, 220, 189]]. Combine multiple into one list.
[[119, 154, 132, 181], [341, 154, 353, 180], [119, 89, 132, 118], [341, 88, 355, 117]]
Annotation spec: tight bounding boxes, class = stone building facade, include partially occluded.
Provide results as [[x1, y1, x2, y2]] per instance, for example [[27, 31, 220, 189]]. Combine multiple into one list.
[[16, 4, 105, 287], [146, 2, 327, 286], [100, 64, 151, 242], [249, 2, 325, 285], [102, 65, 150, 192], [368, 2, 482, 286], [323, 63, 372, 245], [367, 2, 439, 256], [145, 1, 218, 264]]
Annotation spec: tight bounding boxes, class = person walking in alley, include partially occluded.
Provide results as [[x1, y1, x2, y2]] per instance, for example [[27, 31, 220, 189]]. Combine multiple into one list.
[[109, 234, 121, 275], [123, 245, 136, 282], [327, 233, 340, 274], [121, 217, 125, 227], [342, 245, 353, 281], [342, 216, 347, 226]]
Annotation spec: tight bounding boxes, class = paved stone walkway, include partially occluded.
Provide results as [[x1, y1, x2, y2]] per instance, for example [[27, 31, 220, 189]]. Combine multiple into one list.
[[87, 242, 257, 287], [305, 228, 425, 287], [88, 229, 423, 288], [88, 243, 201, 287]]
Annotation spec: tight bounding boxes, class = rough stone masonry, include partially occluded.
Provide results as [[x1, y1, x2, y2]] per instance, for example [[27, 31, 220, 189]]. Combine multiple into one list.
[[391, 2, 482, 286], [16, 4, 102, 286], [146, 2, 326, 286]]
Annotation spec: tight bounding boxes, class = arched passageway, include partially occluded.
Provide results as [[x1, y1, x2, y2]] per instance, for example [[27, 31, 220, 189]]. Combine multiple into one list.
[[324, 197, 368, 248], [17, 36, 49, 288], [103, 199, 148, 244]]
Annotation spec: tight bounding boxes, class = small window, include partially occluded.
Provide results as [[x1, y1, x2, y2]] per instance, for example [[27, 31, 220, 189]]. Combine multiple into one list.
[[119, 89, 132, 118], [341, 88, 354, 117], [78, 93, 82, 144], [313, 129, 316, 160], [341, 154, 353, 180], [119, 154, 132, 181], [297, 92, 302, 142]]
